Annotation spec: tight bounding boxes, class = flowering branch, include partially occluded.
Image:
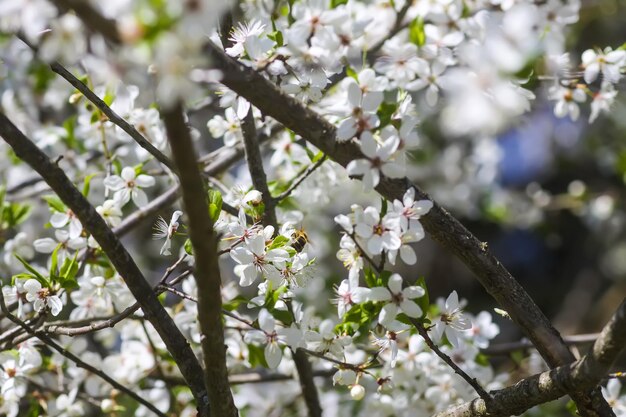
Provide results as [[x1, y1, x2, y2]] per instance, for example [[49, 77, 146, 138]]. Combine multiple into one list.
[[410, 318, 493, 403], [203, 41, 612, 415], [0, 113, 210, 415]]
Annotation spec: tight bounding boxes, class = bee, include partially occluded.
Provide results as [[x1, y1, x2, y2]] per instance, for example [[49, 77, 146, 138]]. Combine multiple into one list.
[[292, 227, 310, 253]]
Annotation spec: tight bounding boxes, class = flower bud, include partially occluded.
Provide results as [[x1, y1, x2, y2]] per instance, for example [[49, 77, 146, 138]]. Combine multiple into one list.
[[101, 399, 114, 413], [350, 384, 365, 400]]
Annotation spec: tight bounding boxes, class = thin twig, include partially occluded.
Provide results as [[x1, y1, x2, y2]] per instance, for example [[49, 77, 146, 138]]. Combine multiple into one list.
[[272, 156, 327, 203], [410, 318, 493, 403], [240, 108, 278, 228]]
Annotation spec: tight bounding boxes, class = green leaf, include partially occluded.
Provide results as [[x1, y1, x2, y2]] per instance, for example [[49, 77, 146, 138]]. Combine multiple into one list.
[[50, 245, 60, 278], [222, 296, 249, 311], [311, 151, 325, 163], [42, 195, 67, 213], [364, 267, 381, 288], [268, 235, 290, 250], [82, 174, 97, 197], [346, 66, 358, 81], [331, 0, 348, 7], [268, 30, 283, 47], [9, 203, 32, 226], [408, 17, 425, 47], [59, 252, 79, 284], [474, 353, 490, 367], [247, 343, 269, 368], [208, 189, 223, 223], [103, 89, 115, 107], [379, 270, 392, 287], [380, 197, 388, 217], [377, 102, 398, 128], [184, 239, 194, 256], [305, 146, 317, 162], [62, 116, 80, 150], [14, 254, 48, 286]]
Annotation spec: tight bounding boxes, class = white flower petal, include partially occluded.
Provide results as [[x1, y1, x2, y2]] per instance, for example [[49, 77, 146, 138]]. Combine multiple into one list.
[[400, 299, 422, 318], [379, 303, 398, 326], [264, 342, 282, 369], [368, 287, 391, 302]]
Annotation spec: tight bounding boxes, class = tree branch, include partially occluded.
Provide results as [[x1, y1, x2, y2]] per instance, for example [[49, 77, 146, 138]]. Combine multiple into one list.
[[48, 60, 176, 171], [435, 299, 626, 417], [0, 113, 210, 416], [240, 108, 278, 228], [162, 104, 238, 417]]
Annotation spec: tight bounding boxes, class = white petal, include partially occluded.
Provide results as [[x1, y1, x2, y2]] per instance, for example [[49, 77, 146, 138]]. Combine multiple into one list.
[[103, 175, 124, 191], [34, 238, 58, 253], [120, 167, 136, 181], [50, 212, 69, 228], [362, 91, 383, 112], [359, 132, 378, 159], [584, 63, 599, 84], [258, 309, 275, 332], [388, 274, 403, 294], [239, 265, 258, 287], [446, 291, 460, 311], [347, 79, 361, 107], [48, 296, 64, 316], [347, 159, 369, 177], [400, 299, 422, 318], [68, 218, 82, 239], [379, 303, 398, 326], [381, 162, 404, 179], [135, 174, 155, 188], [24, 279, 42, 293], [368, 287, 391, 302], [400, 245, 417, 265], [132, 189, 149, 207], [336, 118, 357, 141], [351, 287, 370, 303], [236, 97, 251, 119], [264, 342, 282, 369], [367, 234, 383, 254]]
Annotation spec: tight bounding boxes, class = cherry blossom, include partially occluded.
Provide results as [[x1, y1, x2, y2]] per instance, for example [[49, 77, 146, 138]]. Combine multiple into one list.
[[368, 274, 425, 326], [23, 279, 63, 316], [103, 167, 155, 208], [430, 291, 472, 348]]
